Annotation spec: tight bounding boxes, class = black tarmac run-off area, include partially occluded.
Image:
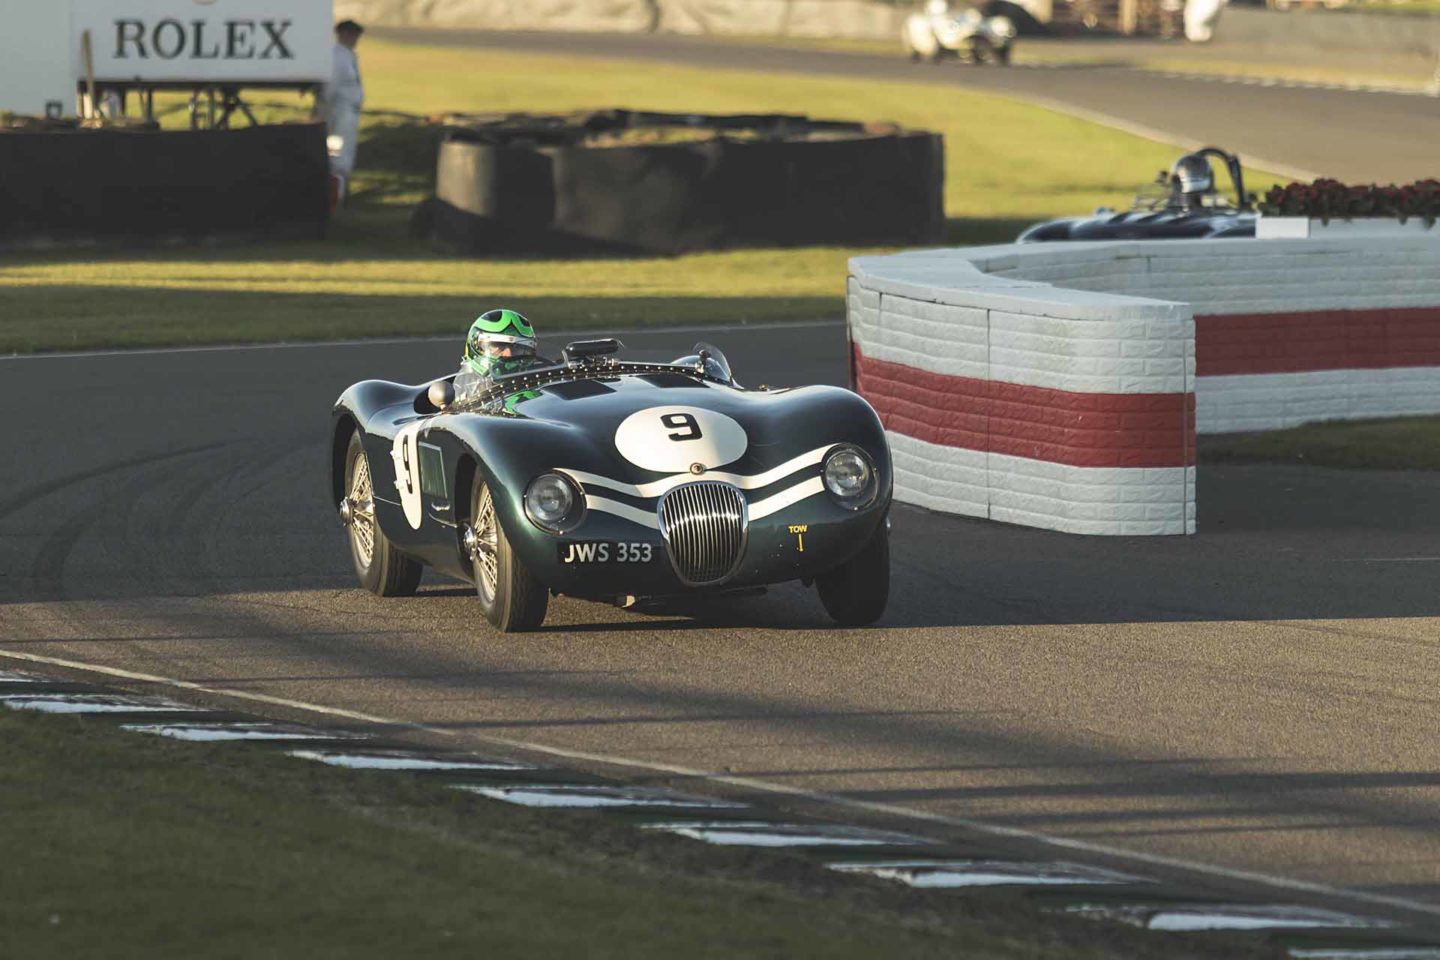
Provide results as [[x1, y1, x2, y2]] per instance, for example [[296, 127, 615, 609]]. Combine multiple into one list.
[[3, 323, 1440, 933]]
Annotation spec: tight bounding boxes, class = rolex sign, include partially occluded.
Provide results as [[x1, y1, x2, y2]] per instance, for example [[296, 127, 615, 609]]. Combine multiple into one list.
[[72, 0, 331, 84]]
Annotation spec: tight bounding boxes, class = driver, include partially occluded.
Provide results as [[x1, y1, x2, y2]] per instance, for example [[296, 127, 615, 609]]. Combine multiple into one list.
[[453, 309, 546, 403], [1171, 152, 1216, 209]]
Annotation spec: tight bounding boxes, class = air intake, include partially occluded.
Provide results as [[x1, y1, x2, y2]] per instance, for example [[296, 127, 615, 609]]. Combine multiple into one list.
[[658, 482, 747, 586]]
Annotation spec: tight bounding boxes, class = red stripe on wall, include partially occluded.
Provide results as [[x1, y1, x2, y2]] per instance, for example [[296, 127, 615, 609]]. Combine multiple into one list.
[[1198, 307, 1440, 377], [854, 348, 1196, 469]]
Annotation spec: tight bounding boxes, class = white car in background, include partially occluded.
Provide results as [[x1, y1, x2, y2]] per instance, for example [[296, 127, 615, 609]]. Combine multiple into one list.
[[905, 0, 1017, 64]]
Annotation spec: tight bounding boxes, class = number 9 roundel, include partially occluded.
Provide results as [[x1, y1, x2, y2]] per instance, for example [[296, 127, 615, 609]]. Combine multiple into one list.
[[613, 406, 749, 473]]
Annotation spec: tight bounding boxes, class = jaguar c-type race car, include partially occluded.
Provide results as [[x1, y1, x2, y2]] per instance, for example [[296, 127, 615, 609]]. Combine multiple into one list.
[[904, 0, 1016, 64], [1018, 147, 1257, 242], [331, 340, 892, 632]]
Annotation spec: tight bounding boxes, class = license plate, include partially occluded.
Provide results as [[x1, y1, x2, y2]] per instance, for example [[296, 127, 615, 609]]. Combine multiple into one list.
[[558, 541, 656, 564]]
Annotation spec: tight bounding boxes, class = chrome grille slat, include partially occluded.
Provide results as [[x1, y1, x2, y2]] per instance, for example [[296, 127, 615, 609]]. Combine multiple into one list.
[[659, 481, 747, 586]]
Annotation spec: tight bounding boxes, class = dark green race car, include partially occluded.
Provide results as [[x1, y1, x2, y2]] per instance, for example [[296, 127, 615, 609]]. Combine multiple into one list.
[[331, 340, 892, 632]]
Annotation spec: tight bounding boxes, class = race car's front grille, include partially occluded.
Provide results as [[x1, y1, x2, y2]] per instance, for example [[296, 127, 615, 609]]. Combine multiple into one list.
[[658, 482, 748, 586]]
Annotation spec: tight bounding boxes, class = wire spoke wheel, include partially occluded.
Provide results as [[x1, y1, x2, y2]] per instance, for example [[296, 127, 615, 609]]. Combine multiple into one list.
[[341, 431, 421, 597], [467, 475, 548, 632], [348, 447, 376, 569], [472, 483, 500, 606]]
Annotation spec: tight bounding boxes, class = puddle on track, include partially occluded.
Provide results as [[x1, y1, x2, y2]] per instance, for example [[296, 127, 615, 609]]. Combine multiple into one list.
[[1064, 903, 1395, 932], [640, 821, 931, 848], [0, 693, 208, 715], [456, 783, 749, 811], [287, 750, 536, 772], [123, 722, 369, 743], [829, 858, 1148, 889]]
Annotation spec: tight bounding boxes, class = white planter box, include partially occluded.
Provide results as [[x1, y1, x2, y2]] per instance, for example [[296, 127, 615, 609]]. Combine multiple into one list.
[[1257, 216, 1440, 239]]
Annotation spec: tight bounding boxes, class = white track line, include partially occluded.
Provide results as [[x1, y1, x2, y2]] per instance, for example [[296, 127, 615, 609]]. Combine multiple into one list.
[[988, 91, 1323, 182], [1154, 68, 1434, 100], [0, 320, 842, 362], [5, 646, 1439, 924], [1335, 557, 1440, 564]]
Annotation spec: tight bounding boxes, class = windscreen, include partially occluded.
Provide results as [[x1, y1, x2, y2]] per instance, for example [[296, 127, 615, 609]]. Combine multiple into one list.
[[692, 342, 733, 383]]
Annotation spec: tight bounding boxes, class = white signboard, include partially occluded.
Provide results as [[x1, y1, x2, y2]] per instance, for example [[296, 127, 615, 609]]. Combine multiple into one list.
[[72, 0, 332, 84], [0, 1, 74, 115]]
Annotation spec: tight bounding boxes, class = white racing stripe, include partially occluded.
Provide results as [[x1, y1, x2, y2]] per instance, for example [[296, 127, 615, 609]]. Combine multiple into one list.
[[748, 477, 826, 521], [7, 649, 1439, 926], [584, 495, 661, 530], [561, 445, 830, 500], [582, 476, 826, 528]]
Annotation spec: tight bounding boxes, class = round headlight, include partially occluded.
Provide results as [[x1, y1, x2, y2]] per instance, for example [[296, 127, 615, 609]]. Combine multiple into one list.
[[524, 473, 583, 533], [823, 447, 875, 507]]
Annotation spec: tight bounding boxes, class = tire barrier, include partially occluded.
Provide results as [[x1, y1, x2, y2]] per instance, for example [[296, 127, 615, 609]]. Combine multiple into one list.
[[849, 237, 1440, 535], [0, 123, 329, 249], [419, 110, 945, 255]]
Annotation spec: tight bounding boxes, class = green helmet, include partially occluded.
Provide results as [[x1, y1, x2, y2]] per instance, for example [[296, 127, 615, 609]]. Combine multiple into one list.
[[464, 309, 537, 377]]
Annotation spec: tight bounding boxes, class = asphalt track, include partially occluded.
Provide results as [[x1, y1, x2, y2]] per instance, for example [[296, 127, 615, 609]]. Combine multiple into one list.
[[4, 325, 1440, 929], [378, 26, 1440, 183]]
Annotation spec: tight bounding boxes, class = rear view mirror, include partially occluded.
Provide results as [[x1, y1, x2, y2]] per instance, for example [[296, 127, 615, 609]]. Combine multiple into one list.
[[563, 338, 623, 364]]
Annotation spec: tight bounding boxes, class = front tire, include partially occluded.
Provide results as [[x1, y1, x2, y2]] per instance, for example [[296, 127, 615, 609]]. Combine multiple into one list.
[[467, 477, 548, 632], [816, 520, 889, 626], [343, 433, 422, 597]]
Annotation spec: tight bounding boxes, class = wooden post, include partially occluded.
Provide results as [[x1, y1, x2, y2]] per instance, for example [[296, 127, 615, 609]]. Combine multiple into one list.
[[1119, 0, 1139, 35], [81, 30, 97, 119]]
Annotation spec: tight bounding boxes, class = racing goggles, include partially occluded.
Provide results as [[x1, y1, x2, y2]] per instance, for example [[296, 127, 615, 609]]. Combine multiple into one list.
[[469, 332, 537, 359]]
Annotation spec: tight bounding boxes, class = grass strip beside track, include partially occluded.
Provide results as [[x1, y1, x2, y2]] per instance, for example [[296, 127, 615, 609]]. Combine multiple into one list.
[[0, 707, 1264, 959], [1199, 416, 1440, 470], [0, 39, 1281, 354]]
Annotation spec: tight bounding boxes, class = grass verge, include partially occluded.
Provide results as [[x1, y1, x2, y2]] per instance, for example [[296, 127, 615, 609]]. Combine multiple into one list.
[[0, 38, 1282, 354], [0, 705, 1260, 959], [1199, 416, 1440, 470]]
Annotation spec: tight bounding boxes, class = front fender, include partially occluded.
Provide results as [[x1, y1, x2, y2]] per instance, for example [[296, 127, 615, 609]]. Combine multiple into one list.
[[331, 381, 407, 508]]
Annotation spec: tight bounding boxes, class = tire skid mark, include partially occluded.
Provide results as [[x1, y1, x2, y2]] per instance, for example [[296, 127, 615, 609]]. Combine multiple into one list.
[[27, 443, 243, 602], [191, 435, 335, 594], [159, 439, 285, 596], [0, 443, 231, 522]]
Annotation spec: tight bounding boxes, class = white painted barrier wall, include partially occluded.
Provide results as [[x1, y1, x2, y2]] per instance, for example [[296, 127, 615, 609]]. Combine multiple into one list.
[[849, 238, 1440, 535]]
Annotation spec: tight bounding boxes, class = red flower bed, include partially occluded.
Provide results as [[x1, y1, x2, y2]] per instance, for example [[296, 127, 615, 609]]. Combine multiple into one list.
[[1260, 179, 1440, 225]]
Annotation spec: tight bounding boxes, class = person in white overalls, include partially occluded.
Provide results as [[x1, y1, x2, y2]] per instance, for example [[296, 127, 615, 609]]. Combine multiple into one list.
[[1184, 0, 1226, 42], [317, 20, 365, 197]]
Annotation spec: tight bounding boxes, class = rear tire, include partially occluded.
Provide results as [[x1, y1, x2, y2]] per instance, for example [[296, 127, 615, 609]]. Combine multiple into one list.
[[816, 520, 890, 626], [467, 477, 548, 632], [343, 433, 422, 597]]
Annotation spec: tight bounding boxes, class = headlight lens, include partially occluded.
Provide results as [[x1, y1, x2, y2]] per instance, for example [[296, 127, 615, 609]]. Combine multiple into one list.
[[823, 447, 876, 508], [524, 473, 584, 533]]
